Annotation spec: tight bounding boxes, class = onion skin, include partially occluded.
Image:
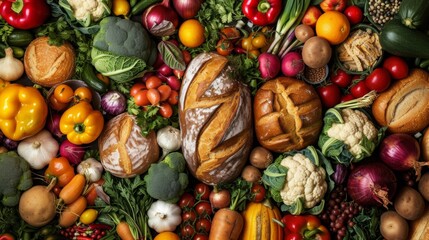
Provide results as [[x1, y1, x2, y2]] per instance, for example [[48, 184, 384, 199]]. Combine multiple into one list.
[[281, 51, 305, 77], [101, 90, 126, 116], [60, 139, 85, 166], [172, 0, 203, 19], [258, 53, 280, 80], [379, 133, 426, 180], [347, 162, 397, 208], [142, 0, 179, 32]]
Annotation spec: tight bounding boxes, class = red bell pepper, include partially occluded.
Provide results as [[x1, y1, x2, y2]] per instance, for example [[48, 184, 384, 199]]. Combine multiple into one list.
[[242, 0, 282, 26], [0, 0, 50, 30], [282, 214, 331, 240]]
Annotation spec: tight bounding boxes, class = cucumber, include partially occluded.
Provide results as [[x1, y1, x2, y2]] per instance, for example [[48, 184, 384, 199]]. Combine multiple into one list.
[[82, 63, 109, 93], [7, 30, 34, 47], [398, 0, 429, 30], [131, 0, 161, 15], [379, 19, 429, 59], [0, 44, 25, 58]]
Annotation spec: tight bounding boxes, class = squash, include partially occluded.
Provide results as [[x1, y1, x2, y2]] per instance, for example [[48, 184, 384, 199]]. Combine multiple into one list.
[[240, 200, 283, 240], [398, 0, 429, 30], [379, 19, 429, 59]]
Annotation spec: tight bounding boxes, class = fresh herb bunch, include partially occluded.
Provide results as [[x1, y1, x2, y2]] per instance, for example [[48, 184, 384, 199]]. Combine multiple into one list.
[[227, 54, 263, 95], [0, 205, 48, 239], [0, 19, 14, 44]]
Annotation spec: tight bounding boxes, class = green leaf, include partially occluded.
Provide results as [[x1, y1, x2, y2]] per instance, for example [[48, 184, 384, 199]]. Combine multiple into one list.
[[157, 41, 186, 71], [306, 199, 325, 215], [281, 198, 304, 215], [262, 163, 288, 191]]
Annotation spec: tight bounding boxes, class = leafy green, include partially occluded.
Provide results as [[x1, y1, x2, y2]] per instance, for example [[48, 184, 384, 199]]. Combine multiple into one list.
[[0, 20, 14, 44], [227, 54, 263, 95], [344, 207, 383, 240], [217, 178, 252, 212], [158, 41, 186, 71]]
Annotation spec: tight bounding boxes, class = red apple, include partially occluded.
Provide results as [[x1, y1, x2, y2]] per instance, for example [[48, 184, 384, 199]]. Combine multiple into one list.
[[320, 0, 347, 12], [301, 6, 322, 27]]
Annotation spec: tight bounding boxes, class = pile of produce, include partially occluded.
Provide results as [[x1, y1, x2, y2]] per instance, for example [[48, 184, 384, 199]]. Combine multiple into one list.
[[1, 0, 429, 239]]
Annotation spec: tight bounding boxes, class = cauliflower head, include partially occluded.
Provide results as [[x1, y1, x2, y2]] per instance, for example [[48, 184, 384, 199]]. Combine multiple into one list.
[[67, 0, 111, 24], [327, 108, 378, 157], [279, 153, 327, 208]]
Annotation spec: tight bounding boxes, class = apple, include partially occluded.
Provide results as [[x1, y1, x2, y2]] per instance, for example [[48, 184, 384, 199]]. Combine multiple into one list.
[[320, 0, 347, 12], [301, 6, 322, 27]]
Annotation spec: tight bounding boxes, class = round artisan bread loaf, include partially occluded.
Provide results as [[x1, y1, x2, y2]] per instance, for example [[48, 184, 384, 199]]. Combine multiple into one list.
[[98, 113, 159, 178], [179, 52, 253, 185], [372, 68, 429, 134], [253, 77, 323, 153], [24, 36, 76, 87]]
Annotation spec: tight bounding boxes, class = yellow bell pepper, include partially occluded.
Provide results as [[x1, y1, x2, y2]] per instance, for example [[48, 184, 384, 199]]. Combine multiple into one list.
[[0, 84, 48, 141], [60, 101, 104, 145]]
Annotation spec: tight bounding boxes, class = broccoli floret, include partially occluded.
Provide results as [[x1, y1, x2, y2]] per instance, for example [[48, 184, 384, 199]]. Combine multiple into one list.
[[144, 152, 188, 203]]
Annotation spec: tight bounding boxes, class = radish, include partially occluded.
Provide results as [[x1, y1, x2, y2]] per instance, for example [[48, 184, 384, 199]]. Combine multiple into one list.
[[258, 53, 280, 80], [281, 51, 305, 77]]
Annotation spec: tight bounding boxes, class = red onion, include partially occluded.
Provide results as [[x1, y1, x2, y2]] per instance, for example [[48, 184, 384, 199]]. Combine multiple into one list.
[[142, 0, 179, 37], [281, 51, 305, 77], [379, 133, 425, 179], [3, 137, 18, 150], [157, 63, 173, 77], [332, 164, 348, 184], [258, 53, 281, 80], [46, 112, 63, 139], [142, 72, 155, 83], [165, 75, 181, 91], [347, 162, 397, 208], [172, 0, 203, 19], [101, 90, 126, 115], [60, 139, 85, 166], [153, 52, 165, 69]]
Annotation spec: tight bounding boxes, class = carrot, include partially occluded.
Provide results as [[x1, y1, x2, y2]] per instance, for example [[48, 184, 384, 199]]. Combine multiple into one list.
[[59, 196, 87, 227], [59, 174, 86, 204], [116, 221, 135, 240], [209, 208, 244, 240]]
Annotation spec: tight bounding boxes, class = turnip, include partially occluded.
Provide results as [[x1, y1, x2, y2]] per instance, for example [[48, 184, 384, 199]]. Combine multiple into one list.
[[258, 53, 281, 80], [19, 185, 57, 227], [281, 51, 305, 77]]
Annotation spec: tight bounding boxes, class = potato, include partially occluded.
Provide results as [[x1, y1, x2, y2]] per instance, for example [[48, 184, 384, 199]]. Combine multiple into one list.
[[380, 210, 409, 240], [302, 36, 332, 68], [394, 186, 425, 220], [249, 146, 273, 169], [294, 24, 315, 43], [241, 165, 262, 183], [19, 185, 57, 227], [418, 172, 429, 201]]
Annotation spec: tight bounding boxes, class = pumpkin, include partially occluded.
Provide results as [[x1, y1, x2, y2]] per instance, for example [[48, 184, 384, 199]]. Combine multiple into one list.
[[240, 200, 283, 240]]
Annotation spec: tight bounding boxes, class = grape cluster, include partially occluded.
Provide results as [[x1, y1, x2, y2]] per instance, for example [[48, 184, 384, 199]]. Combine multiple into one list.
[[320, 185, 363, 240], [401, 169, 417, 187]]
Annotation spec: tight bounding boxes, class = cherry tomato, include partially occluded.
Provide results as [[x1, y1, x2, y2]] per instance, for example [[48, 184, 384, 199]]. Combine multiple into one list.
[[179, 192, 196, 209], [0, 233, 15, 240], [340, 93, 355, 103], [248, 49, 260, 59], [146, 76, 163, 89], [251, 32, 267, 49], [134, 89, 150, 106], [196, 218, 212, 233], [382, 56, 409, 80], [74, 86, 92, 103], [343, 5, 363, 25], [182, 210, 197, 223], [159, 102, 173, 118], [317, 84, 342, 108], [216, 39, 234, 56], [330, 69, 352, 88], [350, 80, 370, 98], [130, 83, 146, 97], [193, 234, 209, 240], [53, 84, 74, 103], [52, 186, 62, 197], [195, 201, 213, 216], [241, 36, 256, 51], [220, 26, 241, 42], [251, 183, 266, 203], [79, 208, 98, 225], [364, 68, 391, 92], [147, 88, 161, 105], [158, 84, 172, 102], [181, 224, 195, 238], [49, 95, 69, 111], [194, 183, 211, 200], [168, 90, 179, 105]]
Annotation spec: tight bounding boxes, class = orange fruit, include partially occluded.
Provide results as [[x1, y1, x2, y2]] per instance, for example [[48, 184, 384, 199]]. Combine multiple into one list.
[[178, 19, 205, 48], [154, 232, 180, 240], [315, 11, 350, 45]]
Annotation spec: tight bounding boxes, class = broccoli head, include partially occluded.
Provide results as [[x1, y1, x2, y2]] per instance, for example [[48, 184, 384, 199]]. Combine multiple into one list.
[[0, 151, 33, 206], [144, 152, 188, 203]]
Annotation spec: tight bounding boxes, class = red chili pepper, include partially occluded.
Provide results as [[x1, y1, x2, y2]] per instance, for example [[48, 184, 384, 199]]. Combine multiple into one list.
[[0, 0, 50, 30], [242, 0, 282, 26], [281, 215, 331, 240]]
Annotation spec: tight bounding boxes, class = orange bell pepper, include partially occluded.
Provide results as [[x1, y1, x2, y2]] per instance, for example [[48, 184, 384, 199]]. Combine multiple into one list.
[[45, 157, 75, 187], [0, 84, 48, 141], [59, 101, 104, 145]]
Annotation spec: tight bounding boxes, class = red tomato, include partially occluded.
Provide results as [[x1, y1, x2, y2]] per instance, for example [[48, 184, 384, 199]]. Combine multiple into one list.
[[209, 189, 231, 209], [330, 69, 352, 88], [158, 84, 172, 102], [159, 102, 173, 118], [340, 93, 355, 103], [216, 39, 234, 56], [195, 201, 213, 216], [134, 90, 150, 106], [343, 5, 363, 25], [146, 76, 163, 89], [317, 84, 342, 108], [181, 224, 196, 238], [182, 210, 197, 222], [147, 88, 161, 105], [251, 183, 266, 203], [382, 56, 409, 80], [364, 68, 391, 92], [0, 234, 15, 240], [193, 234, 209, 240], [196, 218, 212, 233], [130, 83, 146, 97], [179, 192, 196, 209], [194, 183, 211, 200], [168, 90, 179, 105], [351, 80, 370, 98]]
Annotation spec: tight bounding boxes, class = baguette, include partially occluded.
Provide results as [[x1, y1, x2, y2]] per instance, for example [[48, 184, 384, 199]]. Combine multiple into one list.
[[372, 68, 429, 133], [179, 52, 253, 185], [408, 205, 429, 240]]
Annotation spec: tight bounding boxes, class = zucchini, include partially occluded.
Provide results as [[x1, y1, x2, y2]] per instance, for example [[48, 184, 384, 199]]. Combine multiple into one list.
[[6, 30, 34, 47], [379, 19, 429, 59], [82, 63, 109, 93], [398, 0, 429, 30]]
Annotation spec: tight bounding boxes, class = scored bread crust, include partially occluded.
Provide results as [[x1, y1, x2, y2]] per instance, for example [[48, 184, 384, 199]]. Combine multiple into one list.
[[98, 113, 159, 178], [372, 68, 429, 133], [179, 52, 253, 185], [253, 77, 323, 153]]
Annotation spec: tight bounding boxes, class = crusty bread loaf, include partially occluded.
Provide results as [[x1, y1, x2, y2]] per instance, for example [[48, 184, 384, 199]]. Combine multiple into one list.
[[253, 77, 323, 153], [372, 68, 429, 134], [98, 113, 159, 178], [409, 206, 429, 240], [179, 52, 253, 185], [24, 36, 76, 87], [422, 128, 429, 163]]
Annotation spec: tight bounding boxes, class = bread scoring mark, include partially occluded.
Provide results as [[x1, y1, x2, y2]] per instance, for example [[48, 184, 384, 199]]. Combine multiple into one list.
[[388, 88, 429, 126]]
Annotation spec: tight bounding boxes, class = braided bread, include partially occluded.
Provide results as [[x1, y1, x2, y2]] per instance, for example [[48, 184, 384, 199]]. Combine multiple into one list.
[[253, 77, 322, 153], [179, 52, 253, 185]]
